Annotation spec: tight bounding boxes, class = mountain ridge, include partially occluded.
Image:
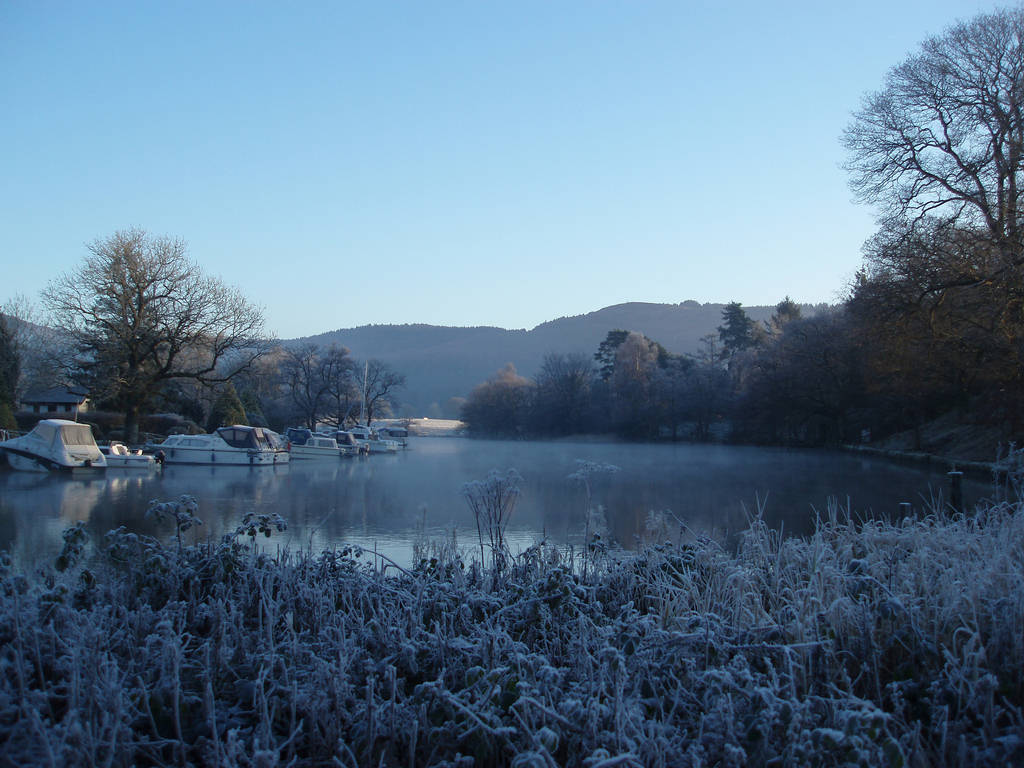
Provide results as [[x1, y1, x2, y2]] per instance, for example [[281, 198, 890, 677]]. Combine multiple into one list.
[[289, 300, 827, 416]]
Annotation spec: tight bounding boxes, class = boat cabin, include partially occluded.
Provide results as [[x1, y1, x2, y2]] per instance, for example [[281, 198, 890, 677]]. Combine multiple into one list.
[[216, 426, 277, 451]]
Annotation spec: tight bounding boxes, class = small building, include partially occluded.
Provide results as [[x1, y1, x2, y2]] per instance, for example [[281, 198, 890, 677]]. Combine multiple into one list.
[[20, 386, 90, 419]]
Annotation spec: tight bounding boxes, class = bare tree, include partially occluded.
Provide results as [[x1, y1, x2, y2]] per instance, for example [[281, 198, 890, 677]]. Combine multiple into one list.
[[843, 8, 1024, 278], [358, 359, 406, 425], [42, 229, 269, 441], [844, 10, 1024, 431], [532, 352, 595, 435], [282, 343, 329, 429], [320, 345, 358, 427]]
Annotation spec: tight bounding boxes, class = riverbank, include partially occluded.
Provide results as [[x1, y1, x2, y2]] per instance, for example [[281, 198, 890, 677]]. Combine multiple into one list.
[[406, 417, 466, 437], [867, 411, 1008, 463], [842, 443, 995, 479], [844, 411, 1012, 480], [3, 497, 1022, 766]]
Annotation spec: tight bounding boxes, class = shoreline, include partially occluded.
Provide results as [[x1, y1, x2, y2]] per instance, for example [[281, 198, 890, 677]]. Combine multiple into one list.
[[841, 443, 996, 480]]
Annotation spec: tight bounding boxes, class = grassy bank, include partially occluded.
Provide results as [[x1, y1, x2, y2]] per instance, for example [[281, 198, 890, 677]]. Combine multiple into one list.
[[2, 497, 1023, 767]]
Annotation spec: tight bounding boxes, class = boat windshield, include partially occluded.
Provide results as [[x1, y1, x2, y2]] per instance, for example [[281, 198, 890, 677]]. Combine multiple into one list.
[[32, 422, 58, 445], [285, 428, 312, 445], [217, 427, 259, 450], [59, 423, 96, 446]]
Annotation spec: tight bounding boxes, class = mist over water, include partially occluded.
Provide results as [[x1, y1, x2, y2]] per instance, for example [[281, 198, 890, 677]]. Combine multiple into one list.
[[0, 437, 987, 569]]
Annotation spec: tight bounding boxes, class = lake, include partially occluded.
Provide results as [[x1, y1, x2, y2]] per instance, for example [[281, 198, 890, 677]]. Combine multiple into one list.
[[0, 437, 990, 570]]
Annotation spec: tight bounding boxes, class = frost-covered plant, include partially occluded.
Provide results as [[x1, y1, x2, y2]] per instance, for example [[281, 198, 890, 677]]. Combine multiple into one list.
[[146, 494, 202, 555], [462, 468, 522, 578], [411, 504, 430, 565], [568, 460, 620, 580], [234, 511, 288, 542], [4, 488, 1024, 766], [992, 442, 1024, 502], [54, 520, 89, 572]]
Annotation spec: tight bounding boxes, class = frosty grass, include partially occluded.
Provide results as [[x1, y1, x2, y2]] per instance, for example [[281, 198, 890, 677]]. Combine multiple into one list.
[[2, 486, 1023, 767]]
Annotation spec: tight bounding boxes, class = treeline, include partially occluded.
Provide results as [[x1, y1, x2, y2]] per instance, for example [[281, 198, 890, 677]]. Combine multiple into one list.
[[155, 344, 407, 436], [461, 280, 1023, 450], [459, 299, 845, 444], [0, 229, 406, 441], [0, 318, 407, 440]]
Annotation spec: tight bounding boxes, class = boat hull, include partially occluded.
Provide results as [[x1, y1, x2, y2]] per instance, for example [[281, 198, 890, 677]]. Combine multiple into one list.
[[288, 445, 342, 460], [159, 446, 285, 465], [2, 446, 104, 472], [104, 455, 158, 469]]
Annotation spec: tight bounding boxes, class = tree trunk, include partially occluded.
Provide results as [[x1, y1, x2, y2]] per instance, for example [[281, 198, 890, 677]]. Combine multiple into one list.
[[124, 404, 140, 445]]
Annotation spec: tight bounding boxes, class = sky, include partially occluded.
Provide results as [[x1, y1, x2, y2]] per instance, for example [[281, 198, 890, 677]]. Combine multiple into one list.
[[0, 0, 1002, 339]]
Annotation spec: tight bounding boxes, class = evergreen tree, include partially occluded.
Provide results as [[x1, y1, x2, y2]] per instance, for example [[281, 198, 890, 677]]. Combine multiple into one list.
[[594, 329, 630, 381], [0, 314, 20, 411], [718, 302, 757, 355], [767, 296, 802, 335], [239, 389, 268, 427], [206, 383, 248, 431], [0, 401, 16, 431]]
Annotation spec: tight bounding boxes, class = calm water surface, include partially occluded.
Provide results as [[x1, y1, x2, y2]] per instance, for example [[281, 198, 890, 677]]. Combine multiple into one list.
[[0, 437, 988, 569]]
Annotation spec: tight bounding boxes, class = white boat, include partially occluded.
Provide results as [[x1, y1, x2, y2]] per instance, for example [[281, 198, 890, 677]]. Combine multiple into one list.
[[100, 442, 158, 469], [263, 429, 292, 463], [150, 426, 289, 465], [375, 424, 409, 447], [0, 419, 106, 472], [288, 433, 345, 459], [332, 430, 366, 456], [349, 425, 399, 453]]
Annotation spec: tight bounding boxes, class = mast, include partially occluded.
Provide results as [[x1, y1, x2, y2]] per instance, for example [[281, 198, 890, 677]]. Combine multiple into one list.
[[360, 360, 369, 426]]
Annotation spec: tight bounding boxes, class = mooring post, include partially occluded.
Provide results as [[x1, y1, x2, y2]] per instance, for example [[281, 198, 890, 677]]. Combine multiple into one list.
[[948, 470, 964, 514], [898, 501, 912, 520]]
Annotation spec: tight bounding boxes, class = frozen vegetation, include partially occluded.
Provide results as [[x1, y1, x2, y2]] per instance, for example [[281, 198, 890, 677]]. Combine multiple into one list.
[[2, 470, 1024, 767]]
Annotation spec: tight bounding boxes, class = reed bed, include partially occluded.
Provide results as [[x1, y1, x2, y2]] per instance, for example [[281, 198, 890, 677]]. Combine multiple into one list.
[[2, 495, 1023, 766]]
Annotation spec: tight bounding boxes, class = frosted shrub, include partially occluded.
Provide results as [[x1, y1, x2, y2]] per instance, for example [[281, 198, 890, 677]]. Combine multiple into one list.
[[993, 442, 1024, 501], [568, 460, 620, 580], [235, 510, 288, 541], [2, 494, 1024, 766], [462, 468, 522, 578], [54, 521, 90, 572], [146, 494, 202, 554]]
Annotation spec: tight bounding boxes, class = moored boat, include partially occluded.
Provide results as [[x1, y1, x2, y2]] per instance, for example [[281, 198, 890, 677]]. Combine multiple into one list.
[[375, 424, 409, 447], [331, 430, 366, 456], [150, 426, 288, 465], [0, 419, 106, 472], [289, 433, 346, 459], [349, 425, 399, 453], [100, 442, 158, 469]]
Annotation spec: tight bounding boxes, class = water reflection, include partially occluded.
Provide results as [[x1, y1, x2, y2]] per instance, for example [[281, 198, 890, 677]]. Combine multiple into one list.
[[0, 438, 989, 570]]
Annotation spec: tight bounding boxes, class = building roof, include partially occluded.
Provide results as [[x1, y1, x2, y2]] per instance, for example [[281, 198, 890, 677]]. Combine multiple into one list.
[[21, 386, 89, 405]]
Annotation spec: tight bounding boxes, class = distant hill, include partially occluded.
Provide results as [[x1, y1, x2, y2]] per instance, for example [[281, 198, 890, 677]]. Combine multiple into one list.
[[293, 301, 825, 416]]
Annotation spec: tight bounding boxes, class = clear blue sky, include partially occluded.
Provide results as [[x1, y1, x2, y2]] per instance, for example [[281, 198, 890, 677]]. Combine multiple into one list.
[[0, 0, 1000, 339]]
